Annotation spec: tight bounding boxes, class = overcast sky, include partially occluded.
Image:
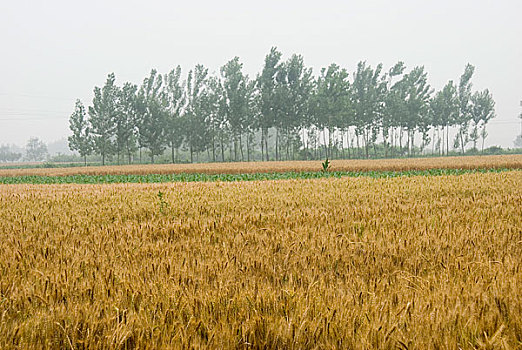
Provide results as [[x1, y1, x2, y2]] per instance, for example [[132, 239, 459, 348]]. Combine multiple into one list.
[[1, 0, 521, 148]]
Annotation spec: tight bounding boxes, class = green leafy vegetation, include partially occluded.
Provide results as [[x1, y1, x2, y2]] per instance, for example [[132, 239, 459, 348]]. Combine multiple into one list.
[[157, 190, 168, 214], [321, 158, 330, 172], [0, 168, 515, 185]]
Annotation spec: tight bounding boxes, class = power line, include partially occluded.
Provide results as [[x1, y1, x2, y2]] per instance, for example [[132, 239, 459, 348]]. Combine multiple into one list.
[[0, 116, 68, 121], [0, 111, 69, 116], [488, 121, 520, 125], [0, 92, 77, 101]]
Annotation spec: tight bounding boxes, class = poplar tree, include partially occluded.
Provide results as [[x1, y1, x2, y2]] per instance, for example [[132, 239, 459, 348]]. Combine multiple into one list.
[[221, 57, 250, 161], [276, 54, 314, 160], [456, 64, 475, 153], [116, 83, 139, 164], [430, 81, 459, 155], [164, 66, 185, 163], [313, 63, 351, 158], [138, 69, 166, 163], [352, 62, 386, 158], [184, 64, 210, 163], [89, 73, 118, 165], [68, 99, 93, 165], [470, 89, 495, 152], [402, 66, 432, 155], [256, 47, 282, 161]]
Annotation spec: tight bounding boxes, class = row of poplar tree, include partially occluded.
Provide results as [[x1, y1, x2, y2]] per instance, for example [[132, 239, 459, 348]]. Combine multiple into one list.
[[68, 47, 496, 164]]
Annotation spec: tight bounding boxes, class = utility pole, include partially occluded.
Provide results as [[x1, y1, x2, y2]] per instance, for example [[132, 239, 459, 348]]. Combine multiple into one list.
[[518, 101, 522, 137]]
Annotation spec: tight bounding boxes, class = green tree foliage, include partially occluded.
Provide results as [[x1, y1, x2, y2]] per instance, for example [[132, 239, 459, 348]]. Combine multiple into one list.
[[430, 81, 459, 155], [25, 137, 48, 161], [88, 73, 118, 165], [514, 135, 522, 148], [470, 89, 495, 152], [116, 83, 139, 164], [204, 76, 228, 162], [68, 99, 93, 165], [312, 63, 351, 158], [68, 51, 497, 164], [456, 64, 475, 154], [382, 62, 406, 157], [256, 47, 282, 161], [0, 145, 22, 162], [352, 61, 387, 158], [221, 57, 251, 161], [275, 54, 314, 160], [164, 66, 185, 163], [184, 64, 210, 163], [402, 66, 433, 155], [138, 69, 167, 163]]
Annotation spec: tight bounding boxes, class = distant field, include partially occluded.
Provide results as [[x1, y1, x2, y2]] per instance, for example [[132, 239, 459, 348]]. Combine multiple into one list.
[[0, 161, 43, 168], [0, 154, 521, 177], [1, 171, 521, 348]]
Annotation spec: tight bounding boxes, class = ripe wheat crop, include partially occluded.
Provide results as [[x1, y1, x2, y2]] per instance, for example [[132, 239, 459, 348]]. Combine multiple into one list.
[[0, 171, 521, 348], [0, 154, 521, 178]]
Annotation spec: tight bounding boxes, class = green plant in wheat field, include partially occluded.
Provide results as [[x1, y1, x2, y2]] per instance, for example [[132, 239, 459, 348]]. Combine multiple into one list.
[[157, 190, 168, 214], [321, 158, 330, 172]]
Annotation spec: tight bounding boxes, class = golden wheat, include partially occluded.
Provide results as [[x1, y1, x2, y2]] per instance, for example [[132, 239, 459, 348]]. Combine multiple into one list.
[[1, 154, 521, 177], [0, 171, 521, 348]]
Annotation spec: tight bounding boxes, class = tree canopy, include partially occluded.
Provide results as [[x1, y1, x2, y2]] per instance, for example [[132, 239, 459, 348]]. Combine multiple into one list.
[[69, 48, 497, 163]]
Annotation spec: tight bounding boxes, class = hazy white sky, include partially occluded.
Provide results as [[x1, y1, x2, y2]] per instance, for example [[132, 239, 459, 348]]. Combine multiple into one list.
[[1, 0, 521, 147]]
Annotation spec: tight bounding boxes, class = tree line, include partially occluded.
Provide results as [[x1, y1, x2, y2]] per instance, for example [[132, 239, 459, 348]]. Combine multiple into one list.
[[0, 138, 48, 163], [68, 47, 496, 165]]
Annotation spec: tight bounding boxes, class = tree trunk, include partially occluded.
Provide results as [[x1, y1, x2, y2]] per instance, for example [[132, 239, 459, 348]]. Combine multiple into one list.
[[275, 128, 279, 161], [212, 133, 216, 162], [302, 129, 307, 160], [285, 130, 288, 160], [399, 129, 403, 157], [459, 130, 465, 154], [220, 134, 225, 162], [432, 128, 436, 155], [356, 133, 360, 159], [322, 128, 329, 158], [233, 137, 237, 161], [446, 126, 449, 156], [246, 133, 250, 162], [265, 128, 269, 161], [346, 130, 351, 159], [472, 126, 478, 151], [261, 129, 265, 161], [382, 131, 386, 158], [411, 131, 415, 157], [364, 130, 369, 159], [239, 133, 244, 161]]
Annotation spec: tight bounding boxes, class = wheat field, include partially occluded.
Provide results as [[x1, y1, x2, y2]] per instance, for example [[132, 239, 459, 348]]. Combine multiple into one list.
[[1, 154, 521, 177], [1, 171, 521, 348]]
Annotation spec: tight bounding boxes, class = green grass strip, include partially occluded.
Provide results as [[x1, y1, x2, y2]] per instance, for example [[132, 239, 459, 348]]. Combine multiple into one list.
[[0, 168, 517, 185]]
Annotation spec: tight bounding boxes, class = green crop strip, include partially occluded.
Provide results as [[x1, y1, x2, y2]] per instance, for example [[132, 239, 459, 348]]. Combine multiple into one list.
[[0, 168, 517, 185]]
